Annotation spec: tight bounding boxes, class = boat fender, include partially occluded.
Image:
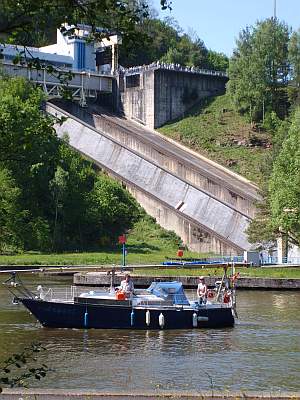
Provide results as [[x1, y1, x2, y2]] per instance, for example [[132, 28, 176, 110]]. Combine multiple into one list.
[[84, 310, 88, 328], [130, 310, 135, 326], [159, 312, 165, 329], [192, 312, 198, 327], [146, 310, 150, 326], [207, 290, 215, 299]]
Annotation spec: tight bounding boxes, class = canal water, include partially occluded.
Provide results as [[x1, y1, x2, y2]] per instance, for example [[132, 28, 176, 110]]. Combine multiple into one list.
[[0, 274, 299, 393]]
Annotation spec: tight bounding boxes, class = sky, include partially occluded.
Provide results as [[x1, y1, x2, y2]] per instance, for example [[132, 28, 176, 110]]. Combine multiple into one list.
[[152, 0, 300, 56]]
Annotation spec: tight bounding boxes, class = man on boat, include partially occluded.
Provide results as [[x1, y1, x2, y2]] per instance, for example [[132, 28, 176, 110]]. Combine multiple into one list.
[[197, 276, 207, 305], [120, 273, 134, 298]]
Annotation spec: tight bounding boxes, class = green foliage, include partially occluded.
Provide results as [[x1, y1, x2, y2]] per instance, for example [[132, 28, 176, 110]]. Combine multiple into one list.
[[262, 111, 281, 133], [0, 168, 24, 252], [228, 18, 290, 122], [246, 192, 276, 247], [0, 343, 48, 391], [205, 50, 229, 72], [159, 94, 272, 184], [120, 17, 179, 66], [0, 77, 59, 250], [120, 16, 227, 71], [269, 108, 300, 244], [161, 32, 208, 67], [88, 173, 141, 245], [0, 0, 151, 46], [289, 29, 300, 87], [128, 214, 182, 249], [0, 76, 141, 252]]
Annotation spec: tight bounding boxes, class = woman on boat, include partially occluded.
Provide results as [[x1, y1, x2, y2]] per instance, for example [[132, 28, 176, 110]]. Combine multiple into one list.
[[197, 276, 207, 305], [119, 274, 134, 298]]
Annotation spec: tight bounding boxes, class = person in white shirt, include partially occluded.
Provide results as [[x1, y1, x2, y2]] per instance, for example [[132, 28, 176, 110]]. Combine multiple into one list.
[[197, 276, 207, 305], [119, 274, 134, 298]]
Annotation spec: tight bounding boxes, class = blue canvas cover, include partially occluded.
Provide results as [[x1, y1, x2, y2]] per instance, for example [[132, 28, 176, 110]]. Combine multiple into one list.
[[147, 281, 190, 305]]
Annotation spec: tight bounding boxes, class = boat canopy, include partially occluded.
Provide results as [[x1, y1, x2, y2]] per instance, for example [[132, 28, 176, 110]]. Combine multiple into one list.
[[147, 281, 190, 305]]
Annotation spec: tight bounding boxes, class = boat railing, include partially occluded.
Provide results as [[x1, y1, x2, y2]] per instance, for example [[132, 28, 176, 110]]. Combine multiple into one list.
[[36, 285, 91, 302]]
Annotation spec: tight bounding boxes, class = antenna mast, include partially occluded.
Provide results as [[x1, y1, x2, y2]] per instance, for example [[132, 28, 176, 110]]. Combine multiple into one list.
[[274, 0, 277, 19]]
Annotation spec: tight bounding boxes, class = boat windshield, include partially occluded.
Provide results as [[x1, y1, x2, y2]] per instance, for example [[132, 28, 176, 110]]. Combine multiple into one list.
[[147, 282, 190, 305]]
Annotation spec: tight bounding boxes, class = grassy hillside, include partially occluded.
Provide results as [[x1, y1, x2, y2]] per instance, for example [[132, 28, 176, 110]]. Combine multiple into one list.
[[0, 216, 210, 265], [159, 94, 272, 185]]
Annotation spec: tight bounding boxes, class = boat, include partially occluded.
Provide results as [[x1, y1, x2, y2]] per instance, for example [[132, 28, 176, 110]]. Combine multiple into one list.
[[3, 269, 237, 330]]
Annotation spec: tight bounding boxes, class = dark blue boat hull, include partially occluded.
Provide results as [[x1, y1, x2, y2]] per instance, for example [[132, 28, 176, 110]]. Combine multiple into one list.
[[21, 299, 234, 329]]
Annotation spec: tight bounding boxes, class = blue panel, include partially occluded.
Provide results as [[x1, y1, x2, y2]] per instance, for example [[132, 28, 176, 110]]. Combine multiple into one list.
[[82, 42, 85, 70], [76, 42, 85, 70], [76, 42, 81, 70]]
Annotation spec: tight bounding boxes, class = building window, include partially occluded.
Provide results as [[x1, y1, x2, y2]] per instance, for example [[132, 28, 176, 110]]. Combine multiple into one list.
[[125, 74, 140, 88]]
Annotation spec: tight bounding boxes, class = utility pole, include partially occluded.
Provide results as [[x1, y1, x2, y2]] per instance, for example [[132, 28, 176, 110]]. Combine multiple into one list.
[[274, 0, 277, 19]]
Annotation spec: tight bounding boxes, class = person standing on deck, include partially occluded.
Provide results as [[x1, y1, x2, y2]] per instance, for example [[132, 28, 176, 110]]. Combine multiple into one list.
[[197, 276, 207, 305]]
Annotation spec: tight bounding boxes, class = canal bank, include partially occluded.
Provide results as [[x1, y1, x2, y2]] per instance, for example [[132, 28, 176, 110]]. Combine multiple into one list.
[[73, 272, 300, 290], [1, 389, 300, 399]]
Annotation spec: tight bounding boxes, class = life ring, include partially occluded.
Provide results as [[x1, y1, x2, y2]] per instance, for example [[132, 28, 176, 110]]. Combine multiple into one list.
[[223, 292, 230, 304], [207, 290, 215, 299]]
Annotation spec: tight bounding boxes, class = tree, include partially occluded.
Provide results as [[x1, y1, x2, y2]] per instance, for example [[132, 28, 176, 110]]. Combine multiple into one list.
[[88, 173, 140, 245], [289, 29, 300, 88], [228, 18, 290, 122], [0, 76, 141, 252], [0, 0, 149, 45], [0, 0, 172, 47], [0, 168, 24, 252], [0, 77, 60, 250], [205, 50, 228, 72], [119, 17, 180, 66], [268, 108, 300, 245]]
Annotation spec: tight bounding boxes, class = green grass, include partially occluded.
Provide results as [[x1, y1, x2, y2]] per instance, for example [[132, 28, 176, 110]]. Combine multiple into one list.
[[0, 216, 210, 266], [2, 214, 299, 279], [159, 94, 272, 185], [134, 267, 300, 279]]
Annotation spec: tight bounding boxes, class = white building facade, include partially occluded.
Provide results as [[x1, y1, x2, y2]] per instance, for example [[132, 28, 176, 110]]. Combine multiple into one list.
[[1, 24, 121, 74]]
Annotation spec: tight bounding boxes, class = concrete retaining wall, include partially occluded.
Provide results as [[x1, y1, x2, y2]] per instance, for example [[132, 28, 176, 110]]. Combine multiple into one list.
[[73, 272, 300, 290], [47, 103, 252, 254], [74, 106, 258, 219], [120, 68, 227, 129], [2, 388, 300, 399]]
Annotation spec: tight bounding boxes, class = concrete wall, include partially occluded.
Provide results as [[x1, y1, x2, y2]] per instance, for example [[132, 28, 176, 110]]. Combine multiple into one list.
[[84, 110, 258, 219], [46, 102, 252, 255], [119, 69, 155, 127], [154, 69, 226, 128], [126, 184, 239, 255], [119, 68, 227, 128], [74, 272, 300, 290], [3, 388, 300, 399]]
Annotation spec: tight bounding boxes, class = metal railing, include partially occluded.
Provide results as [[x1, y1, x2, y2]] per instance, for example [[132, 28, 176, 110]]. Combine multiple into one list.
[[261, 256, 300, 265], [121, 62, 228, 78], [163, 255, 244, 266]]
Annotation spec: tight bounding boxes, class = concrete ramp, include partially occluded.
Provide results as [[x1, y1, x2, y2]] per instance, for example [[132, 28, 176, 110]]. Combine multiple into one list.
[[47, 102, 255, 255]]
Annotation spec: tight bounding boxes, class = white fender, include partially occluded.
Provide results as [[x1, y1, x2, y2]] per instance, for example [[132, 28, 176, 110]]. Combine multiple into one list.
[[192, 312, 198, 327], [159, 312, 165, 329], [146, 310, 150, 326]]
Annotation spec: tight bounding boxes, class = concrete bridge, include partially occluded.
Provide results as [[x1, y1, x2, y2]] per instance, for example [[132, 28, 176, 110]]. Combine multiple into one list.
[[1, 62, 113, 106], [47, 100, 260, 255]]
